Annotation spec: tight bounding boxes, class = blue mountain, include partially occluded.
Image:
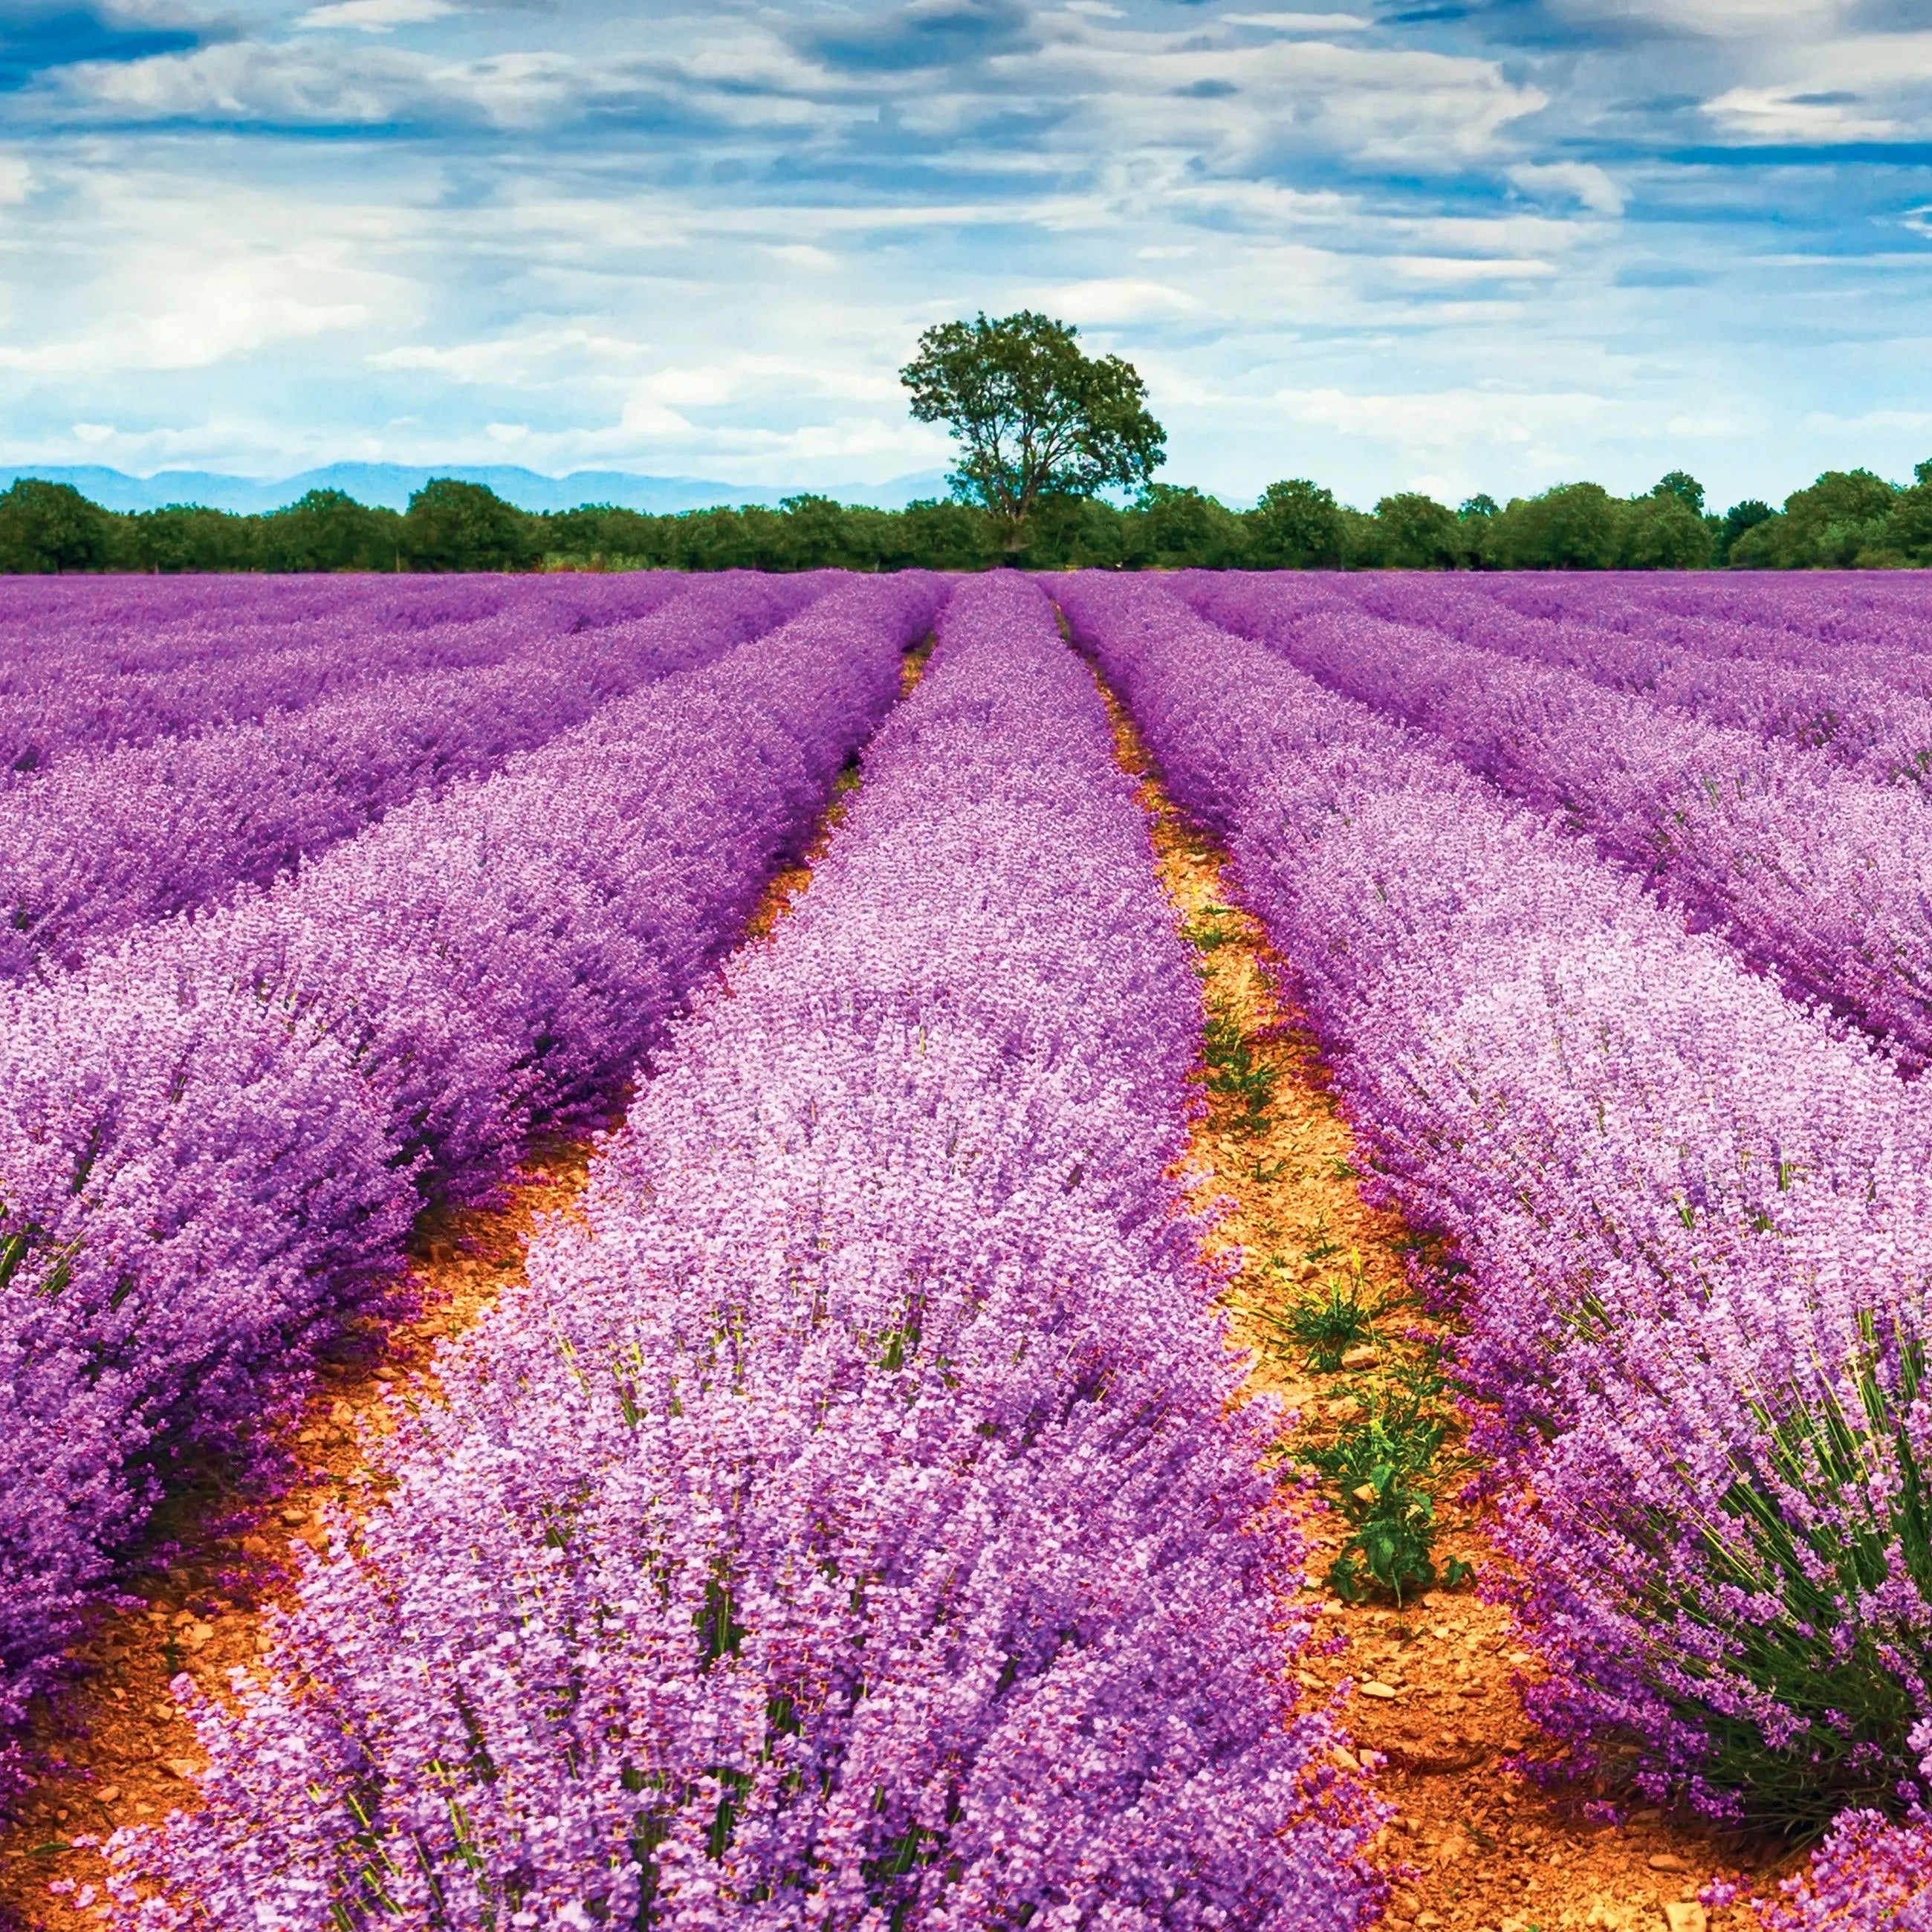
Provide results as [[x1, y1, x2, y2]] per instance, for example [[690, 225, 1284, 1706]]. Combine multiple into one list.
[[0, 463, 953, 516]]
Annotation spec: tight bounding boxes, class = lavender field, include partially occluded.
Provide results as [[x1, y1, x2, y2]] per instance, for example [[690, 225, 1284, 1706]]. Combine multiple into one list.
[[4, 568, 1932, 1931]]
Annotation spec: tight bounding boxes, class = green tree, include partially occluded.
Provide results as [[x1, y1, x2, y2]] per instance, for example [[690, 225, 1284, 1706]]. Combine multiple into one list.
[[900, 311, 1165, 554], [542, 505, 672, 569], [116, 505, 261, 572], [260, 489, 401, 571], [403, 479, 541, 572], [1618, 491, 1713, 569], [1372, 492, 1465, 569], [1716, 499, 1776, 565], [1481, 483, 1621, 569], [1885, 461, 1932, 566], [1650, 470, 1707, 516], [1771, 469, 1894, 568], [1245, 478, 1344, 568], [773, 494, 849, 569], [1127, 484, 1246, 569], [893, 498, 999, 571], [0, 478, 109, 573]]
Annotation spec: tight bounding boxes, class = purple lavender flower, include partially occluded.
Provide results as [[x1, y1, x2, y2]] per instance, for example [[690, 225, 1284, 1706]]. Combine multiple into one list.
[[1181, 571, 1932, 1074], [0, 573, 939, 1791], [1059, 569, 1932, 1831], [108, 574, 1384, 1932]]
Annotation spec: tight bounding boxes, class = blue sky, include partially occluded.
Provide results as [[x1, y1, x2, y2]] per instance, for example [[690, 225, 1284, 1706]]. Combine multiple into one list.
[[0, 0, 1928, 509]]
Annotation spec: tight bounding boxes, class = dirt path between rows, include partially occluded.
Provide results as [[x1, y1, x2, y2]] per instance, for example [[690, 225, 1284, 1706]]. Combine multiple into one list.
[[1104, 689, 1784, 1932]]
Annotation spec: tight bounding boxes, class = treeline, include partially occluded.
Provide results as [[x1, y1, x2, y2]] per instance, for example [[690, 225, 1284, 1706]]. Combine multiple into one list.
[[2, 464, 1931, 574]]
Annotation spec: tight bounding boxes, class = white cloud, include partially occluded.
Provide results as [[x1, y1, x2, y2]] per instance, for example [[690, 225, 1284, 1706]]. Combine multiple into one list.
[[1041, 276, 1200, 322], [0, 158, 30, 206], [299, 0, 458, 31], [1545, 0, 1846, 34], [1508, 161, 1626, 218], [1385, 255, 1557, 283], [1704, 85, 1903, 142], [1221, 13, 1372, 31]]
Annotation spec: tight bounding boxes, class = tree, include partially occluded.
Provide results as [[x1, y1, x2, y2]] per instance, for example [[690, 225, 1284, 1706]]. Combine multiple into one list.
[[1885, 461, 1932, 566], [1781, 468, 1896, 568], [1650, 470, 1706, 516], [1245, 479, 1343, 568], [261, 489, 401, 571], [900, 311, 1165, 553], [1618, 492, 1712, 569], [894, 499, 999, 571], [116, 505, 259, 572], [1372, 492, 1465, 569], [774, 493, 849, 570], [403, 479, 540, 572], [0, 478, 109, 573], [1716, 499, 1776, 565], [1481, 483, 1620, 570], [1128, 484, 1246, 569]]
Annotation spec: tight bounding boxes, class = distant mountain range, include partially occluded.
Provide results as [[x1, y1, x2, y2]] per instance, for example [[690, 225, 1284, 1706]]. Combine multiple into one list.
[[0, 463, 954, 516]]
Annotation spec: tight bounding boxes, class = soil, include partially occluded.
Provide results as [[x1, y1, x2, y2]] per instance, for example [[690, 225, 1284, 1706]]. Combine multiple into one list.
[[1103, 687, 1798, 1932]]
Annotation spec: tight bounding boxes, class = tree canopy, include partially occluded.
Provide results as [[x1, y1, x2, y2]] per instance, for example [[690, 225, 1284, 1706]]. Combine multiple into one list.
[[900, 311, 1166, 550], [0, 479, 110, 574]]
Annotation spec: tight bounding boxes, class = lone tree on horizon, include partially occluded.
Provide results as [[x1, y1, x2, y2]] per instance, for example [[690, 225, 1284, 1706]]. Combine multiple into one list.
[[900, 311, 1165, 554]]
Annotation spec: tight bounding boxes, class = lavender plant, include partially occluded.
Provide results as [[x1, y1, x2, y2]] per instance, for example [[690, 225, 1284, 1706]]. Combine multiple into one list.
[[1182, 572, 1932, 1076], [108, 573, 1384, 1932], [0, 571, 686, 774], [1335, 573, 1932, 788], [1058, 570, 1932, 1831], [0, 574, 827, 977], [0, 574, 940, 1789]]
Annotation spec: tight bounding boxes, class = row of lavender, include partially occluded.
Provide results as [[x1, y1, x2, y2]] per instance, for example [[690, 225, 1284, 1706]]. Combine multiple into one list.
[[0, 574, 683, 774], [0, 574, 939, 1792], [1341, 572, 1932, 788], [111, 574, 1383, 1932], [1181, 574, 1932, 1079], [1060, 573, 1932, 1848], [0, 573, 820, 977]]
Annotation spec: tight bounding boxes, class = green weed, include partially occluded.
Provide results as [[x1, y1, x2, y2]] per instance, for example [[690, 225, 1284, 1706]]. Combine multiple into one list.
[[1306, 1336, 1472, 1606], [1256, 1267, 1378, 1372], [1201, 999, 1277, 1135], [1183, 902, 1243, 951]]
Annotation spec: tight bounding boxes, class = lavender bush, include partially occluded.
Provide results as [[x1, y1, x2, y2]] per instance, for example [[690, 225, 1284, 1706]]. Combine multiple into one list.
[[1746, 1809, 1932, 1928], [0, 573, 939, 1786], [0, 573, 819, 976], [111, 572, 1383, 1932], [1060, 570, 1932, 1830], [1183, 573, 1932, 1074], [0, 573, 686, 774], [1335, 574, 1932, 786]]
